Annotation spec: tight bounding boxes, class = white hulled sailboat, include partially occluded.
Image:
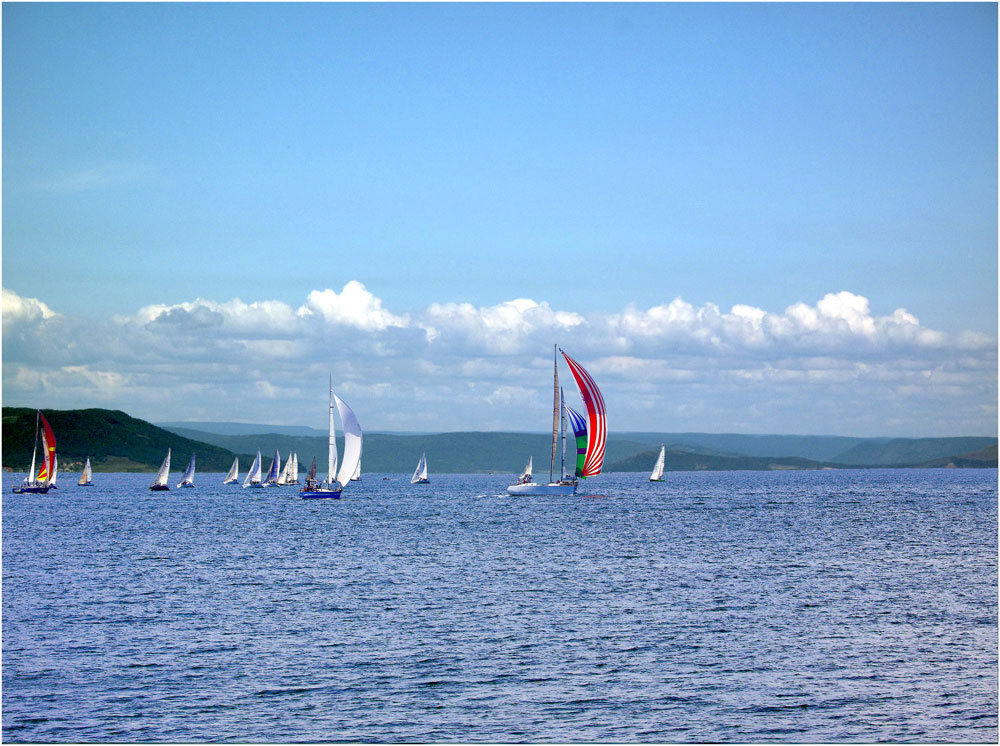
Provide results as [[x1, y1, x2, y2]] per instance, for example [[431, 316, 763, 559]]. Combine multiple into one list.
[[301, 377, 362, 499], [507, 346, 606, 496], [150, 449, 171, 491], [649, 445, 666, 482], [224, 457, 239, 484], [243, 450, 263, 488], [410, 452, 429, 484], [177, 453, 196, 488], [79, 457, 93, 486]]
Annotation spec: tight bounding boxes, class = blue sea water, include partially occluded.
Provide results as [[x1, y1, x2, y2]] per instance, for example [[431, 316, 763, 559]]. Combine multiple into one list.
[[3, 468, 997, 743]]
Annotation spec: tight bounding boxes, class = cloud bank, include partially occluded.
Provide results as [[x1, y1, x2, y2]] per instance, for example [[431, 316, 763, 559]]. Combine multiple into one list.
[[2, 284, 995, 436]]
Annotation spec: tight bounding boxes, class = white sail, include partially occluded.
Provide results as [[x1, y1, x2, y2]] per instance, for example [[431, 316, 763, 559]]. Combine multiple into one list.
[[327, 376, 338, 484], [351, 458, 361, 481], [650, 445, 666, 481], [79, 457, 92, 486], [177, 453, 196, 487], [334, 395, 362, 486], [291, 453, 299, 484], [243, 450, 262, 487], [411, 452, 428, 484], [263, 450, 281, 486], [519, 456, 533, 481], [277, 452, 292, 485], [26, 445, 37, 486], [224, 457, 238, 484], [51, 455, 58, 486], [152, 448, 171, 488]]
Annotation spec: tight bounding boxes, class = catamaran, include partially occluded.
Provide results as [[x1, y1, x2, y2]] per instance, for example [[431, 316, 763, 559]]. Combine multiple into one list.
[[243, 450, 263, 488], [410, 452, 429, 484], [301, 377, 362, 499], [79, 457, 93, 487], [649, 445, 666, 482], [223, 457, 239, 484], [177, 453, 196, 488], [507, 346, 606, 496], [150, 449, 171, 491]]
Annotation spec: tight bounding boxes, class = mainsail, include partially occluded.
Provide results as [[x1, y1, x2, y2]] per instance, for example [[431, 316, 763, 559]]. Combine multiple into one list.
[[224, 458, 239, 484], [560, 350, 606, 477], [263, 450, 281, 486], [79, 457, 93, 486], [290, 453, 299, 484], [277, 453, 292, 485], [151, 449, 171, 488], [411, 452, 428, 484], [243, 450, 262, 487], [334, 395, 362, 486], [519, 456, 533, 482], [177, 453, 196, 487], [650, 446, 666, 481]]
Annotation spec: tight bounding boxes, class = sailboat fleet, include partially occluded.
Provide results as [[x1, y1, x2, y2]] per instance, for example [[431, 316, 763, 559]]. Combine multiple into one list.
[[11, 349, 626, 497]]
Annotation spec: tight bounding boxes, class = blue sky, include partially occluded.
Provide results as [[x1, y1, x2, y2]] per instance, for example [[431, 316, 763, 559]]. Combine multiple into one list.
[[3, 3, 997, 436]]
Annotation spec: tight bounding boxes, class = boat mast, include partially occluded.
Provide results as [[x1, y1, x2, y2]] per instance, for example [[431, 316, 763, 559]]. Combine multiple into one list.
[[560, 386, 567, 480], [28, 410, 39, 483], [550, 344, 559, 484], [328, 375, 335, 485]]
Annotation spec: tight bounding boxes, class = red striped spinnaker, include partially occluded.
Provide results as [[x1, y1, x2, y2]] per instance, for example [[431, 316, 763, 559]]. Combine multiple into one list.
[[560, 350, 606, 477], [36, 412, 56, 483]]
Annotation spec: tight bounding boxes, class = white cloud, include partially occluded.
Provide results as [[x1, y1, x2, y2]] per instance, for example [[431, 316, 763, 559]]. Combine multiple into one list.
[[298, 281, 409, 331], [1, 285, 994, 435], [3, 288, 58, 324]]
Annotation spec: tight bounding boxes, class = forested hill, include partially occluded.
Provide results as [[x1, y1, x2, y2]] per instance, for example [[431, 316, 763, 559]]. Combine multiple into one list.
[[2, 408, 249, 472]]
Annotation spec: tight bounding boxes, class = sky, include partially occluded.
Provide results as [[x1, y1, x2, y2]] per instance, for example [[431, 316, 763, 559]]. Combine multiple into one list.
[[2, 2, 997, 437]]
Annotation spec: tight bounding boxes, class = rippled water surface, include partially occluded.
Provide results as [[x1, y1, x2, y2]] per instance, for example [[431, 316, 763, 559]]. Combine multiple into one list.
[[3, 469, 997, 742]]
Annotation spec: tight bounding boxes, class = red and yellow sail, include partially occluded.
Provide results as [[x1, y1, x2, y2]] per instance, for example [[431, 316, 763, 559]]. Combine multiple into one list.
[[36, 413, 56, 483]]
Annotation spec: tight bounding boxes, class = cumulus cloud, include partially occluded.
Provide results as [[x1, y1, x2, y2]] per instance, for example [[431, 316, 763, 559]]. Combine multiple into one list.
[[3, 288, 58, 324], [1, 285, 995, 435], [298, 281, 409, 331]]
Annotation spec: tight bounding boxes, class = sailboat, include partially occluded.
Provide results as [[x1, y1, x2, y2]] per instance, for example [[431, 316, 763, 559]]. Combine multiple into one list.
[[78, 457, 93, 486], [177, 453, 196, 488], [301, 377, 362, 499], [262, 450, 281, 487], [276, 453, 293, 485], [350, 458, 361, 482], [150, 449, 171, 491], [515, 456, 533, 485], [50, 455, 59, 489], [289, 453, 299, 485], [410, 452, 429, 484], [649, 445, 666, 482], [223, 457, 239, 484], [507, 346, 606, 496], [13, 410, 56, 494], [243, 450, 263, 488]]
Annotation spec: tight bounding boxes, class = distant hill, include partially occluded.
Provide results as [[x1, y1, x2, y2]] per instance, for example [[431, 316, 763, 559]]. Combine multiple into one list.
[[161, 427, 659, 475], [829, 437, 998, 466], [156, 421, 328, 437], [919, 444, 998, 469], [2, 408, 250, 473], [606, 447, 832, 473]]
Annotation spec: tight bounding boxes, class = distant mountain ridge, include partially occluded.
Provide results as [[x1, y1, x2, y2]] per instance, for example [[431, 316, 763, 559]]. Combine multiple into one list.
[[3, 409, 994, 475], [3, 408, 251, 472]]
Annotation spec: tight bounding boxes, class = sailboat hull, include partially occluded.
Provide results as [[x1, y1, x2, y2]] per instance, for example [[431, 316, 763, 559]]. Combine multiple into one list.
[[149, 484, 170, 492], [12, 485, 50, 494], [411, 478, 429, 484], [300, 487, 342, 499], [506, 482, 576, 496]]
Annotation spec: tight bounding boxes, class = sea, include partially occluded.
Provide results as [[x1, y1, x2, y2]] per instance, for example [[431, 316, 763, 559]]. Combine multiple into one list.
[[3, 468, 997, 743]]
